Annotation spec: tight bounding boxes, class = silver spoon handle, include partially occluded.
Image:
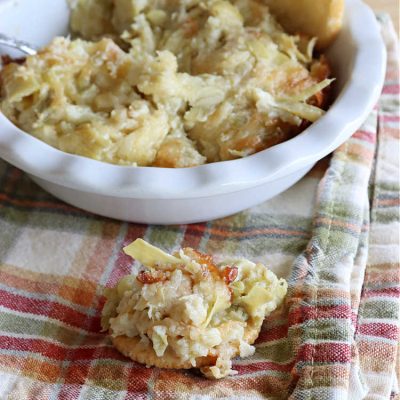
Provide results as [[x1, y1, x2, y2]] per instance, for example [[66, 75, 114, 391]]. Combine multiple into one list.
[[0, 33, 37, 56]]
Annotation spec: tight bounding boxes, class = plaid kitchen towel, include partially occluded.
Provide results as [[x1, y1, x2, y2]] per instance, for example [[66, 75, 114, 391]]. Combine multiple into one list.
[[0, 16, 398, 400]]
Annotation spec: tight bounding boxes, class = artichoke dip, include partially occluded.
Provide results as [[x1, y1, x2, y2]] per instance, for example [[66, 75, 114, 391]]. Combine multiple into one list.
[[0, 0, 332, 167], [102, 239, 287, 379]]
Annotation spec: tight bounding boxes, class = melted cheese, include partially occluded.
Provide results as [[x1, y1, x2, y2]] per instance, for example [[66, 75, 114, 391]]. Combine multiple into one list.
[[1, 0, 332, 167]]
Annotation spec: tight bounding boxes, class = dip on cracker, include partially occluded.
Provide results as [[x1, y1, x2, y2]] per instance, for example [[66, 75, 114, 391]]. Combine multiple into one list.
[[101, 239, 287, 379]]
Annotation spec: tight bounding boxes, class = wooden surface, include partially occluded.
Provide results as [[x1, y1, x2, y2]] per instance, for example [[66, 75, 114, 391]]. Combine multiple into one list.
[[364, 0, 399, 35]]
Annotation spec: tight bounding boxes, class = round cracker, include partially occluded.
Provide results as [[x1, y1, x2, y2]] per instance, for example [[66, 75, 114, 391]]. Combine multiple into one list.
[[111, 318, 262, 370], [112, 335, 214, 369]]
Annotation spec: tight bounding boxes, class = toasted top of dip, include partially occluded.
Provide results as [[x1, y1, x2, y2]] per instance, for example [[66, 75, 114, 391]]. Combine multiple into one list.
[[1, 0, 332, 167]]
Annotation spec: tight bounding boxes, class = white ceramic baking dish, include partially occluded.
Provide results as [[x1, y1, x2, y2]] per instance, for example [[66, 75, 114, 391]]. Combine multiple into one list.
[[0, 0, 386, 224]]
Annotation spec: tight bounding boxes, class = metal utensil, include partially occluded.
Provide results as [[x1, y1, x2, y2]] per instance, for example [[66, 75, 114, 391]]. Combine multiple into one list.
[[0, 33, 37, 55]]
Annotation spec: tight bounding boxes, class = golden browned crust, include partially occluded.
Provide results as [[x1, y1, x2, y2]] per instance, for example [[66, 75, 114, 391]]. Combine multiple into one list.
[[264, 0, 344, 49], [2, 0, 336, 170]]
